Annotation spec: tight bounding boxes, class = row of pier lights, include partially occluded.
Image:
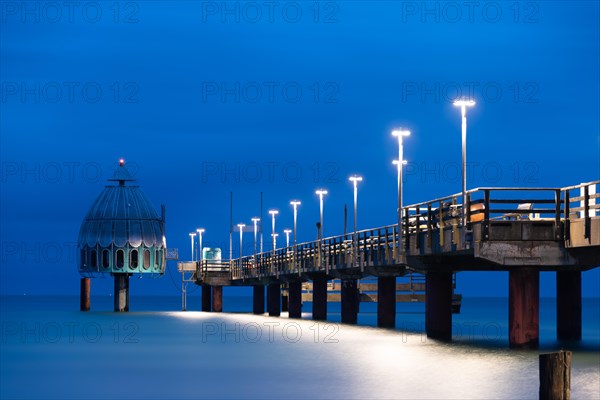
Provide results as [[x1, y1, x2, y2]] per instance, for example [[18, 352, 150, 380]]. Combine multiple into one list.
[[182, 99, 479, 338], [187, 99, 476, 264], [177, 100, 593, 353]]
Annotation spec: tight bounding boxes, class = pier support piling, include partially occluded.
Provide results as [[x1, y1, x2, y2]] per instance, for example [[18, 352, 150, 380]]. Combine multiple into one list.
[[377, 276, 396, 328], [267, 283, 281, 316], [539, 350, 571, 400], [253, 285, 265, 315], [341, 278, 359, 324], [113, 274, 129, 312], [425, 270, 452, 341], [288, 281, 302, 318], [312, 275, 328, 321], [557, 271, 581, 341], [509, 267, 539, 349], [212, 285, 223, 312], [202, 285, 212, 312], [80, 278, 90, 312]]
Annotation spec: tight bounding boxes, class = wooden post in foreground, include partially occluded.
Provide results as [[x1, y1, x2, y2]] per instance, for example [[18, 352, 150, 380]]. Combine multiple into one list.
[[539, 350, 571, 400]]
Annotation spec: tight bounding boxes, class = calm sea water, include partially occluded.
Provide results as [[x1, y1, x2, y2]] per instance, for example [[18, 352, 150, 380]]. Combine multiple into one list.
[[1, 295, 599, 399]]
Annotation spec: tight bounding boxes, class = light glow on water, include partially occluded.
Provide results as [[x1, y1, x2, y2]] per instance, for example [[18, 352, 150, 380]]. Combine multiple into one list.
[[1, 296, 599, 399]]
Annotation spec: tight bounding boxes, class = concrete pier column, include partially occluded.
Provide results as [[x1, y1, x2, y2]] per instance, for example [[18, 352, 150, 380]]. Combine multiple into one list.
[[114, 274, 129, 312], [341, 279, 359, 324], [425, 270, 452, 341], [267, 283, 281, 316], [80, 278, 90, 312], [288, 282, 302, 319], [509, 267, 539, 349], [557, 271, 581, 341], [312, 275, 328, 321], [253, 285, 265, 315], [377, 276, 396, 328], [212, 286, 223, 312], [201, 285, 212, 312]]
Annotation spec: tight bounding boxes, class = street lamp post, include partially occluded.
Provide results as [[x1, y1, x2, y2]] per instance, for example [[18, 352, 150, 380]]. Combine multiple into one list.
[[251, 217, 260, 275], [237, 224, 245, 258], [196, 228, 205, 264], [348, 175, 363, 268], [454, 99, 476, 246], [315, 189, 328, 239], [237, 224, 245, 276], [284, 229, 292, 248], [315, 189, 328, 272], [189, 232, 196, 261], [251, 217, 260, 256], [268, 210, 279, 276], [290, 200, 301, 275], [392, 129, 410, 262], [185, 231, 197, 312], [290, 200, 301, 246], [268, 210, 279, 252]]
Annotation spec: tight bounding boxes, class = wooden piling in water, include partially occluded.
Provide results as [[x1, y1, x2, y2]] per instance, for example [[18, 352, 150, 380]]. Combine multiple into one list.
[[212, 286, 223, 312], [557, 271, 582, 341], [539, 350, 571, 400], [267, 283, 281, 316], [253, 285, 265, 315], [80, 278, 90, 311], [509, 267, 539, 348], [341, 278, 359, 324], [377, 276, 396, 328], [425, 270, 453, 341], [312, 275, 328, 321], [201, 285, 212, 312], [113, 274, 129, 312], [288, 282, 302, 318]]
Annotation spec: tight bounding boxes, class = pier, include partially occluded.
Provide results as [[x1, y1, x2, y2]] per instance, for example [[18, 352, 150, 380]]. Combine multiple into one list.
[[178, 181, 599, 349]]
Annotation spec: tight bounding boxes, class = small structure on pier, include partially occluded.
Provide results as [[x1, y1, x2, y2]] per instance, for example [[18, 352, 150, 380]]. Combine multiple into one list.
[[77, 159, 167, 312]]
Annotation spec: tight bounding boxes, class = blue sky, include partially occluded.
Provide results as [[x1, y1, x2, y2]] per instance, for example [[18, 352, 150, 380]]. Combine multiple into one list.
[[1, 1, 599, 297]]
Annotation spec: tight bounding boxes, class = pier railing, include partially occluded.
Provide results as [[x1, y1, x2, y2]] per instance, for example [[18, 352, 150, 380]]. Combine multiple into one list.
[[205, 181, 600, 281], [562, 180, 599, 247]]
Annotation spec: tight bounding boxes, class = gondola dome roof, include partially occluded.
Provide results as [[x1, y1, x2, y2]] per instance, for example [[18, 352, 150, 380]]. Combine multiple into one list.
[[78, 160, 165, 249]]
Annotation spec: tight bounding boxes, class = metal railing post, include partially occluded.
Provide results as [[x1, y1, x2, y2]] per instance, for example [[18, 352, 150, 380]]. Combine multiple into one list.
[[465, 193, 471, 227], [584, 185, 591, 240], [415, 206, 421, 250], [483, 189, 490, 241], [564, 190, 571, 243], [554, 189, 562, 240], [404, 207, 410, 253], [427, 204, 433, 250]]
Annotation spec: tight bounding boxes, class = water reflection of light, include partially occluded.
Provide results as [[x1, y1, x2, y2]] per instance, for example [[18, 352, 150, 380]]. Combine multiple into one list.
[[160, 312, 597, 399], [3, 305, 599, 399], [164, 311, 214, 320], [282, 323, 535, 399]]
